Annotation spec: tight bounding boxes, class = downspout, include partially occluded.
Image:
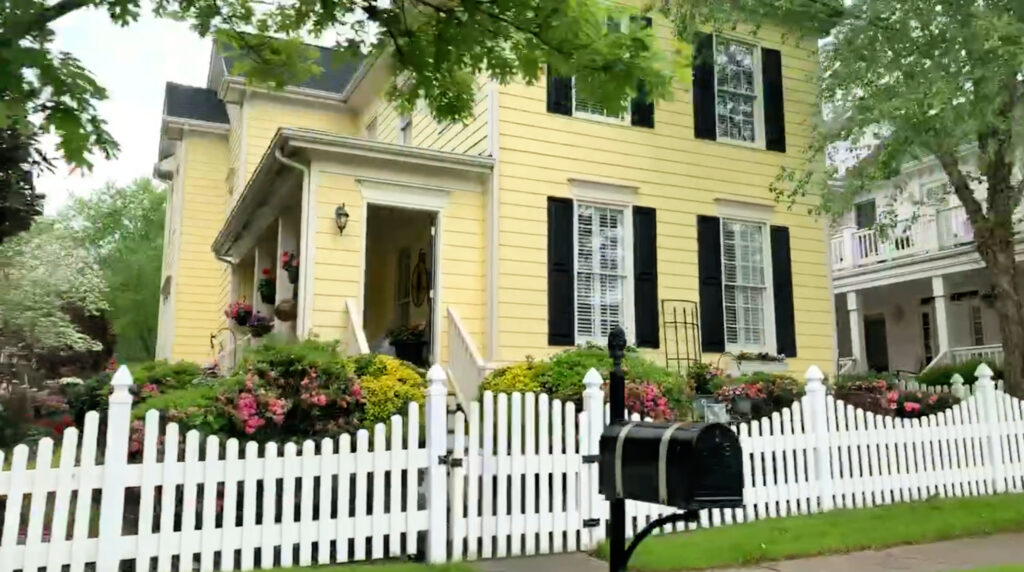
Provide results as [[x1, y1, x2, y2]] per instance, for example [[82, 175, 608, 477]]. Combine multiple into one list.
[[486, 81, 501, 363], [275, 147, 312, 337]]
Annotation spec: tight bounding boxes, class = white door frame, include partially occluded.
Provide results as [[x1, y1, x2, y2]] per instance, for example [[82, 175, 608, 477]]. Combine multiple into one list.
[[359, 188, 446, 366]]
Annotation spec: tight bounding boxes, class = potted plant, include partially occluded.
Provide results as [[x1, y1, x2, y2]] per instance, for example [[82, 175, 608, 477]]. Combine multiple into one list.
[[257, 268, 276, 305], [387, 323, 427, 365], [247, 313, 274, 338], [281, 251, 300, 285], [224, 299, 253, 327], [687, 362, 725, 420], [274, 299, 298, 322]]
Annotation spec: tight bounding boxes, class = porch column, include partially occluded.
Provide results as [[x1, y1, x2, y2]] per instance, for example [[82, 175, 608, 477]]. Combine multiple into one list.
[[276, 212, 300, 337], [846, 291, 868, 372], [839, 225, 857, 269], [932, 275, 951, 356]]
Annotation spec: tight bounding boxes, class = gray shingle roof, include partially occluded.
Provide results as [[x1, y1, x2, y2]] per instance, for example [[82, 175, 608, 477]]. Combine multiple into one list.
[[220, 42, 364, 94], [163, 83, 229, 124]]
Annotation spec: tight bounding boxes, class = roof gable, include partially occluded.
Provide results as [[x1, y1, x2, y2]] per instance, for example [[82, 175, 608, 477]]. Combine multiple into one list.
[[163, 83, 229, 124]]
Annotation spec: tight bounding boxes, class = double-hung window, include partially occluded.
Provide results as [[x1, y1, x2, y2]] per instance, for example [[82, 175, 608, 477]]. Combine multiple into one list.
[[721, 219, 771, 350], [714, 38, 761, 144], [575, 202, 629, 344]]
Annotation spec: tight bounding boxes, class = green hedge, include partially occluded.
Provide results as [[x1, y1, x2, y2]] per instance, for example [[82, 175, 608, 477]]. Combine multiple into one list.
[[916, 359, 1003, 387]]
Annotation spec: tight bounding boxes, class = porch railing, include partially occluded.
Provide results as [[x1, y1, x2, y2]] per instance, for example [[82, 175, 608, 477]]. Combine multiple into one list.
[[831, 205, 977, 271], [951, 344, 1004, 366], [343, 298, 370, 355], [447, 306, 491, 407]]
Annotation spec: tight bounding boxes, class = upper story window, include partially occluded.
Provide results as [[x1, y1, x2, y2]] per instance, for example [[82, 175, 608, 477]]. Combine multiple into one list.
[[920, 180, 950, 204], [693, 33, 786, 153], [544, 16, 655, 129], [398, 114, 412, 145], [854, 199, 877, 229], [714, 39, 760, 144]]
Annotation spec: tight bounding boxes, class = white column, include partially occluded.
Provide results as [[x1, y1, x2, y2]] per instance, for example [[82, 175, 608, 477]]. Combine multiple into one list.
[[805, 365, 833, 512], [96, 366, 134, 569], [846, 291, 867, 372], [932, 275, 951, 356], [839, 225, 857, 269], [253, 240, 276, 318], [424, 364, 449, 563], [975, 363, 1006, 493], [276, 213, 299, 337]]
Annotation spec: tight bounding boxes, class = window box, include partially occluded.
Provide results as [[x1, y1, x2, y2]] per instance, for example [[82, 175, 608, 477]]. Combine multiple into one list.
[[733, 359, 788, 376]]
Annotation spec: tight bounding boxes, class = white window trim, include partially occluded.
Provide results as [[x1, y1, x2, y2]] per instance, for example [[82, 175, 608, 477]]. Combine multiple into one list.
[[572, 77, 631, 125], [919, 178, 950, 205], [571, 198, 635, 346], [712, 34, 766, 150], [715, 200, 776, 354]]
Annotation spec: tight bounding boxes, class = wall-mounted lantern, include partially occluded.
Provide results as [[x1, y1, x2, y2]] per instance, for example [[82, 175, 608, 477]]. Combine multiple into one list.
[[335, 204, 350, 235]]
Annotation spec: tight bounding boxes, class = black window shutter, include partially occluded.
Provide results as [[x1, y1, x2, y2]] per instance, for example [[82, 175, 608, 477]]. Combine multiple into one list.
[[762, 48, 786, 153], [633, 206, 659, 348], [771, 225, 797, 357], [546, 64, 573, 116], [697, 215, 724, 352], [692, 33, 717, 141], [629, 16, 655, 128], [548, 197, 575, 345]]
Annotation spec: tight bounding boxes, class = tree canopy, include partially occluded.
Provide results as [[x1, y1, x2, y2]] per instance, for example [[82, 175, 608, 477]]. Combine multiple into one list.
[[61, 178, 166, 363]]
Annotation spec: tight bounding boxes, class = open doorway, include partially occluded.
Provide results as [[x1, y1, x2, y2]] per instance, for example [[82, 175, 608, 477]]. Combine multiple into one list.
[[864, 314, 890, 372], [363, 204, 436, 366]]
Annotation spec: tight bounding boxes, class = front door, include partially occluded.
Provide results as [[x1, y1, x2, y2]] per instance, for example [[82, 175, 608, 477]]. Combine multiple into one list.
[[864, 315, 890, 372]]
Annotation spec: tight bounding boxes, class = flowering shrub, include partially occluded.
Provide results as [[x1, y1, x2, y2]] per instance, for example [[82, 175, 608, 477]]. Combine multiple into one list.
[[889, 390, 960, 418], [622, 381, 675, 421], [686, 362, 726, 395], [714, 373, 804, 419], [481, 361, 545, 395], [350, 354, 426, 425]]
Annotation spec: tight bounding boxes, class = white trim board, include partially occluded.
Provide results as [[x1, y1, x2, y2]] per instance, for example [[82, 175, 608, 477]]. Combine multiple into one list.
[[357, 178, 453, 211]]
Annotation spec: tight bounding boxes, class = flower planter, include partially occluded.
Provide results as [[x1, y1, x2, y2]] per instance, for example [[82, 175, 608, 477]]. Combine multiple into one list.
[[232, 310, 252, 327], [692, 394, 717, 421], [286, 266, 299, 285], [732, 396, 753, 416], [274, 299, 298, 322], [391, 340, 427, 366], [734, 360, 789, 375], [259, 289, 275, 306], [248, 323, 274, 338]]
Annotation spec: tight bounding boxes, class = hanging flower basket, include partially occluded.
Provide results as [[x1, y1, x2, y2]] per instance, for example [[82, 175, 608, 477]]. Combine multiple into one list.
[[274, 299, 298, 322], [281, 251, 300, 285], [257, 268, 276, 305], [225, 299, 253, 327], [247, 313, 274, 338]]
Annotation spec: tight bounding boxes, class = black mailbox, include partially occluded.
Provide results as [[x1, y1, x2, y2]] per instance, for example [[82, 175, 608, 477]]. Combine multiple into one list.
[[599, 421, 743, 510]]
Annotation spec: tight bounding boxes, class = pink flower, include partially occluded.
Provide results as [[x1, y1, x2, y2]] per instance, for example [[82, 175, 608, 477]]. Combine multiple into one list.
[[904, 402, 921, 413], [351, 384, 363, 401], [889, 402, 897, 410], [141, 383, 159, 396], [928, 395, 938, 404], [887, 390, 899, 403]]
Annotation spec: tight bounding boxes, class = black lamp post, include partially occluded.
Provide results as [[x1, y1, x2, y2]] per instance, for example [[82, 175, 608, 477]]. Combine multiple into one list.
[[607, 325, 627, 571]]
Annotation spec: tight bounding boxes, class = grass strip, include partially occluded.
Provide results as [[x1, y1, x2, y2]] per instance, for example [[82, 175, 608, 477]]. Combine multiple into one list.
[[595, 494, 1024, 570]]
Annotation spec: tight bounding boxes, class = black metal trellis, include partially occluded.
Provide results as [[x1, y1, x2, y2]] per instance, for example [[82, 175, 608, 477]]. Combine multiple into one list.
[[661, 299, 701, 373]]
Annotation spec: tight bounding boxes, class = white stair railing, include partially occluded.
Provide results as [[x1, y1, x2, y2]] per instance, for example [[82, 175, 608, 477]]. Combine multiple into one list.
[[447, 306, 490, 407], [344, 298, 370, 355]]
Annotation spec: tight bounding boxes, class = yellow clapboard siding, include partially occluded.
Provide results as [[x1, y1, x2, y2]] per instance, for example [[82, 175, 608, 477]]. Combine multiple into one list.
[[169, 132, 230, 363]]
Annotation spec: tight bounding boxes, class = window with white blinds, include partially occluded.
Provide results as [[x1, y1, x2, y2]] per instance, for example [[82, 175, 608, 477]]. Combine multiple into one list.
[[575, 203, 627, 344], [721, 219, 769, 350]]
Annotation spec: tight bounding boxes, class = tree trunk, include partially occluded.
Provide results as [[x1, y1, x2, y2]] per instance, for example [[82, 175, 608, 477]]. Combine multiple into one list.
[[977, 228, 1024, 397]]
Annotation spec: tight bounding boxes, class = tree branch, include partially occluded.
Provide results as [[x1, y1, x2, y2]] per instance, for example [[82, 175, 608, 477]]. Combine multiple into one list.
[[11, 0, 94, 39], [935, 151, 987, 225]]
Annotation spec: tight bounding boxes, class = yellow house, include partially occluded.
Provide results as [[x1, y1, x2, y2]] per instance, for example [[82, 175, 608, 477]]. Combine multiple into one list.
[[155, 18, 835, 402]]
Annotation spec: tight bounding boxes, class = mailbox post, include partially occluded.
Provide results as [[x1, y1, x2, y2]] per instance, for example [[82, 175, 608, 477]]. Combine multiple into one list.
[[602, 327, 743, 571], [607, 327, 628, 569]]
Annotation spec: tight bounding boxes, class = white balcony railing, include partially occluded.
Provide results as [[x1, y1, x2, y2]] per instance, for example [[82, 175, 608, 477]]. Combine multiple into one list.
[[951, 344, 1004, 366], [831, 205, 977, 270]]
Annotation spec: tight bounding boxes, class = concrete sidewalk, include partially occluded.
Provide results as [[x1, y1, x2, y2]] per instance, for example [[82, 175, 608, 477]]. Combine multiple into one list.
[[475, 532, 1024, 571]]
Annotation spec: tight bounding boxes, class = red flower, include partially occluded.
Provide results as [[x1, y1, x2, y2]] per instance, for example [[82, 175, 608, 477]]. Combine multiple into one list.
[[904, 402, 921, 413], [261, 267, 273, 277]]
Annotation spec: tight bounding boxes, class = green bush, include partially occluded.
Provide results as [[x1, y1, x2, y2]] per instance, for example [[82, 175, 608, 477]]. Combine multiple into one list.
[[357, 355, 427, 425], [916, 359, 1003, 387], [480, 344, 688, 415], [131, 360, 205, 391], [481, 361, 545, 394], [132, 382, 234, 434]]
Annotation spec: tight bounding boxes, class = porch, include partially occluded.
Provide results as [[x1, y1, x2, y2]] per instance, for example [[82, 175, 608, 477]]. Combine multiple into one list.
[[830, 205, 974, 272], [836, 269, 1006, 374]]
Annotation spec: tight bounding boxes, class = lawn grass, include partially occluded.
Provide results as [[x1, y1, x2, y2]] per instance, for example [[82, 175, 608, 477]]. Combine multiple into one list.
[[263, 564, 475, 572], [595, 494, 1024, 571]]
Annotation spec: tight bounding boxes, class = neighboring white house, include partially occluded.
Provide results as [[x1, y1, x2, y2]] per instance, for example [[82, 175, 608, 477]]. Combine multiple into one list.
[[832, 149, 1022, 374]]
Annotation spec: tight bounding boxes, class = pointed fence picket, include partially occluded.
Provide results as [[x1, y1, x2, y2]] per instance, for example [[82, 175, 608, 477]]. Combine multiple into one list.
[[4, 362, 1024, 569]]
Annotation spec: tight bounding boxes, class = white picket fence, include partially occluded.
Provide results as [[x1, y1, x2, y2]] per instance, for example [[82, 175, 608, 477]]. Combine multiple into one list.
[[2, 363, 1024, 571]]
